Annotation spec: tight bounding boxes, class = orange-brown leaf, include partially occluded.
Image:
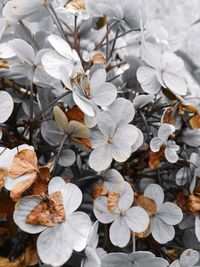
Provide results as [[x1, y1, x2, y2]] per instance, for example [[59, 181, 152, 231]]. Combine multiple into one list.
[[0, 257, 20, 267], [10, 175, 37, 201], [91, 54, 106, 64], [107, 192, 120, 213], [148, 148, 164, 169], [0, 191, 15, 219], [66, 106, 84, 123], [17, 244, 38, 267], [162, 107, 176, 125], [135, 194, 156, 216], [6, 150, 38, 179], [190, 113, 200, 129], [0, 169, 4, 190], [74, 137, 92, 149], [26, 192, 65, 227]]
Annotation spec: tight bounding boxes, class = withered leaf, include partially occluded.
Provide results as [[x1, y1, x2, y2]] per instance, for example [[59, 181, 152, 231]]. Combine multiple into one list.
[[0, 169, 4, 190], [10, 175, 37, 202], [135, 223, 151, 238], [66, 106, 84, 124], [17, 244, 38, 267], [6, 149, 38, 179], [0, 191, 15, 219], [0, 257, 20, 267], [91, 54, 106, 64], [148, 148, 164, 169], [179, 103, 198, 115], [135, 194, 157, 216], [162, 107, 176, 125], [107, 192, 120, 213], [26, 191, 65, 227], [189, 113, 200, 129], [93, 182, 108, 200]]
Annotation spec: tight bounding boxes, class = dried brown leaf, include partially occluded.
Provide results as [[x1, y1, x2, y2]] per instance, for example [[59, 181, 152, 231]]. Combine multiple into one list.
[[66, 106, 84, 123], [148, 148, 164, 169], [135, 194, 157, 216], [190, 113, 200, 129], [107, 192, 120, 213]]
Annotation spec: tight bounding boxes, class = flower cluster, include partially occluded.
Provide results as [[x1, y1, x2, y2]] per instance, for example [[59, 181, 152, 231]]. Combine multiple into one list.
[[0, 0, 200, 266]]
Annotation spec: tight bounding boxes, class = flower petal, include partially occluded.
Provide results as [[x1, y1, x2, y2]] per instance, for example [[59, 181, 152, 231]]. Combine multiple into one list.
[[0, 91, 14, 123], [91, 82, 117, 107], [158, 123, 175, 140], [89, 144, 112, 171], [158, 202, 183, 225], [150, 137, 163, 152], [118, 182, 134, 211], [144, 184, 164, 208], [109, 217, 131, 247], [137, 66, 161, 94], [9, 39, 35, 64], [124, 207, 149, 233], [164, 147, 179, 163], [180, 249, 199, 267], [163, 72, 187, 96]]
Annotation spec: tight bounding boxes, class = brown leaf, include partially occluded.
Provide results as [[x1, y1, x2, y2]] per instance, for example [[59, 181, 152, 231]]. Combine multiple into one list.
[[26, 192, 65, 227], [91, 54, 106, 64], [135, 223, 151, 238], [6, 149, 38, 179], [179, 103, 198, 115], [0, 257, 20, 267], [162, 107, 176, 125], [148, 148, 164, 169], [93, 182, 108, 200], [107, 192, 120, 213], [17, 244, 38, 267], [0, 169, 4, 190], [176, 191, 189, 213], [190, 113, 200, 129], [187, 195, 200, 215], [65, 0, 85, 10], [0, 191, 15, 219], [30, 164, 52, 196], [10, 175, 37, 201], [66, 106, 84, 123], [135, 194, 156, 216], [74, 137, 92, 149]]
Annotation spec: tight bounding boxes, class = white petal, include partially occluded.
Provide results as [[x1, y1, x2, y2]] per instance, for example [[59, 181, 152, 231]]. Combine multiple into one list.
[[48, 34, 73, 60], [141, 42, 162, 68], [162, 52, 184, 73], [11, 0, 42, 15], [90, 69, 106, 88], [58, 149, 76, 167], [0, 91, 14, 123], [163, 72, 187, 95], [164, 147, 179, 163], [42, 50, 73, 80], [150, 137, 163, 152], [37, 224, 73, 267], [104, 169, 125, 192], [87, 221, 99, 248], [48, 176, 66, 195], [151, 216, 175, 244], [64, 211, 92, 251], [0, 42, 16, 58], [4, 173, 33, 191], [176, 167, 189, 186], [109, 217, 131, 247], [108, 98, 135, 125], [195, 215, 200, 242], [73, 91, 94, 117], [89, 145, 112, 171], [180, 249, 199, 267], [137, 66, 161, 94], [91, 82, 117, 107], [132, 128, 144, 153], [9, 39, 35, 64], [118, 182, 134, 211], [62, 183, 83, 215], [169, 260, 181, 267], [82, 247, 101, 267], [93, 196, 118, 224], [14, 196, 47, 234], [124, 207, 149, 233], [97, 112, 116, 137], [158, 202, 183, 225], [144, 184, 164, 208], [101, 253, 131, 267], [158, 123, 175, 140]]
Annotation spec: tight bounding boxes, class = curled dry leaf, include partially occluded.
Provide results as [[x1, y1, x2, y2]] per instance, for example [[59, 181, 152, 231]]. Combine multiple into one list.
[[0, 257, 20, 267], [17, 243, 38, 267], [162, 107, 176, 125], [107, 192, 120, 213], [0, 170, 4, 190], [91, 53, 106, 64], [65, 0, 86, 10], [30, 164, 52, 196], [26, 192, 65, 227], [148, 148, 165, 169], [178, 103, 198, 115], [135, 194, 157, 216], [66, 106, 84, 123], [187, 195, 200, 215], [190, 114, 200, 129], [6, 149, 38, 179]]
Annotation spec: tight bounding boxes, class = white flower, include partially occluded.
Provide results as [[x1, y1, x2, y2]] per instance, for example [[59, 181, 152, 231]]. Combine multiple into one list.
[[93, 182, 149, 247], [137, 42, 187, 95], [101, 251, 169, 267], [0, 91, 14, 123], [89, 98, 139, 171], [14, 176, 92, 266], [181, 128, 200, 147], [144, 184, 183, 244], [150, 123, 179, 163], [66, 70, 117, 117], [169, 249, 200, 267], [42, 34, 83, 83]]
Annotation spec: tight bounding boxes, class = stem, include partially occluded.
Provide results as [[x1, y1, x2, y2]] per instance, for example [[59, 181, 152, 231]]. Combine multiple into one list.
[[132, 232, 136, 252], [29, 65, 37, 119], [34, 90, 71, 120], [52, 134, 68, 176], [73, 16, 79, 51], [139, 109, 152, 143], [109, 27, 119, 60]]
